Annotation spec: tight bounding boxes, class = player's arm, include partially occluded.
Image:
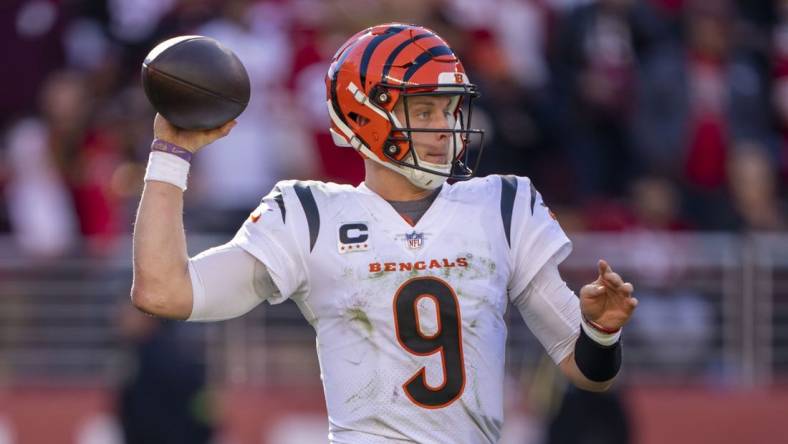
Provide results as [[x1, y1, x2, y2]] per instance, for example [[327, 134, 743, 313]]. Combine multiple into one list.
[[559, 352, 614, 392], [187, 242, 274, 321], [513, 259, 637, 392], [130, 114, 235, 319], [563, 260, 637, 390]]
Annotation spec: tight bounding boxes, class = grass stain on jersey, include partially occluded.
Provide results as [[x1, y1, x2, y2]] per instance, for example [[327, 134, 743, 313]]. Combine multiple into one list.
[[474, 256, 497, 275], [347, 307, 374, 335], [450, 253, 498, 281]]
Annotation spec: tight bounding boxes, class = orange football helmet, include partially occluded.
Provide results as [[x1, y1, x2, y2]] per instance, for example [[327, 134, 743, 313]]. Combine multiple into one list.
[[326, 23, 485, 189]]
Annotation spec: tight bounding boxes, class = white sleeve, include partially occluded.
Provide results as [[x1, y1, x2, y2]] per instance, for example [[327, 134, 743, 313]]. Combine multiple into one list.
[[507, 177, 572, 297], [187, 242, 276, 322], [512, 258, 581, 364], [231, 182, 308, 302]]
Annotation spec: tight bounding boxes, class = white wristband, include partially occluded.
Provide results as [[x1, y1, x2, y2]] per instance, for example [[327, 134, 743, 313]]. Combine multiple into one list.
[[580, 317, 622, 347], [144, 151, 191, 191]]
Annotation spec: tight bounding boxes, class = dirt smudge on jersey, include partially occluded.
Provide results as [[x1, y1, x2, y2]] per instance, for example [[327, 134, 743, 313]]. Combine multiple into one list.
[[339, 294, 380, 350], [345, 378, 379, 413], [458, 253, 498, 280], [346, 307, 374, 335]]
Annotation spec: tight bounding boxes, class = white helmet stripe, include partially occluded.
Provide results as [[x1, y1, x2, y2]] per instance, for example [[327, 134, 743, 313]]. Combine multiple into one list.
[[326, 99, 355, 140], [346, 82, 389, 120]]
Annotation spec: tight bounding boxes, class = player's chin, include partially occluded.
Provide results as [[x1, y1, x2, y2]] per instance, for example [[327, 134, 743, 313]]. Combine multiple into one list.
[[423, 154, 449, 164]]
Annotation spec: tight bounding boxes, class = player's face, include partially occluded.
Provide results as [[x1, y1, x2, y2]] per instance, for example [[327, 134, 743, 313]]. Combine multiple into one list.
[[393, 95, 455, 165]]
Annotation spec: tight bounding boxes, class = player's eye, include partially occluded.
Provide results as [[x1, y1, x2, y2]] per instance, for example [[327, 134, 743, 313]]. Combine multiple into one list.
[[413, 110, 431, 121]]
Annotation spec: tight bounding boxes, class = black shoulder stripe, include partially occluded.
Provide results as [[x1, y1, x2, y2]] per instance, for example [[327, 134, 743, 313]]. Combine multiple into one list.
[[272, 186, 286, 223], [293, 182, 320, 252], [529, 181, 537, 214], [261, 187, 287, 223], [500, 175, 518, 247]]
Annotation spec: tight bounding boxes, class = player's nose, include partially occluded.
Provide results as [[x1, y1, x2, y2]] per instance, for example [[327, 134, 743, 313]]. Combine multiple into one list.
[[432, 114, 452, 140]]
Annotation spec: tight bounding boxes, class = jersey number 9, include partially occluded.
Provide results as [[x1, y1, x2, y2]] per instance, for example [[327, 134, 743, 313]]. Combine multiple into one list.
[[393, 276, 466, 409]]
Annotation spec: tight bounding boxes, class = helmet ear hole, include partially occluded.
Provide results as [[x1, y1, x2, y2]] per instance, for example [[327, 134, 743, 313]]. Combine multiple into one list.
[[348, 112, 370, 127]]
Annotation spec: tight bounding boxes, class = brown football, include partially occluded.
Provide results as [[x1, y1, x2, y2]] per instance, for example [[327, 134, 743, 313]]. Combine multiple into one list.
[[141, 35, 250, 130]]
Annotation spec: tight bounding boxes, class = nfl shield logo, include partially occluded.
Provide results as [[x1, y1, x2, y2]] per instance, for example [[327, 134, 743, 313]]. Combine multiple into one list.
[[405, 231, 424, 249]]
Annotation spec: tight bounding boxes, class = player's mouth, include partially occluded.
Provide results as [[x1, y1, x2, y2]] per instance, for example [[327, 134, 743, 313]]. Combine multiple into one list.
[[423, 152, 449, 164]]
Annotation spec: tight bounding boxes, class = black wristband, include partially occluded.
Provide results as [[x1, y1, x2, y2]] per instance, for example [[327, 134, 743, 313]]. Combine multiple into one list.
[[574, 326, 622, 382]]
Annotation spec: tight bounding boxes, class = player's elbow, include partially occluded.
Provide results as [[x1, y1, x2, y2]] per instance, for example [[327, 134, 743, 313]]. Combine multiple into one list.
[[131, 257, 193, 318], [130, 277, 191, 320], [130, 282, 164, 315]]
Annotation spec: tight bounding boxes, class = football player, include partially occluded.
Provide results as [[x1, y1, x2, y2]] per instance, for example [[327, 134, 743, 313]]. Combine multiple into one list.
[[132, 23, 637, 444]]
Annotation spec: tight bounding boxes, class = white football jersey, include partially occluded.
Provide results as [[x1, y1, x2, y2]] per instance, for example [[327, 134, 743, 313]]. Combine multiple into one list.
[[233, 175, 578, 444]]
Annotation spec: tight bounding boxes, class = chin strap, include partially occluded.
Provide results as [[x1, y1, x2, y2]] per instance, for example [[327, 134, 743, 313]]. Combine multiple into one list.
[[403, 151, 451, 190]]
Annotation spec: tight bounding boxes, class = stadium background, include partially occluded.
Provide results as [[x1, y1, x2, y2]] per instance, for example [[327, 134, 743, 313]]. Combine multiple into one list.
[[1, 0, 787, 443]]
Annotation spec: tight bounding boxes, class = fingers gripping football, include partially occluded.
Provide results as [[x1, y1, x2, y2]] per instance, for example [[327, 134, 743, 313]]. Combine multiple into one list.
[[579, 259, 638, 331], [154, 113, 236, 153]]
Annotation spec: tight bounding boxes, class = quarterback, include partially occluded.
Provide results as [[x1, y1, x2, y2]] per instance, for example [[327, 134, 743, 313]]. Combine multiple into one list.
[[132, 24, 638, 443]]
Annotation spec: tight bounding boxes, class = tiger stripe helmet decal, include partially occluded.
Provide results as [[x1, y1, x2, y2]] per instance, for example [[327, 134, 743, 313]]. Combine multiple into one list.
[[325, 23, 485, 190]]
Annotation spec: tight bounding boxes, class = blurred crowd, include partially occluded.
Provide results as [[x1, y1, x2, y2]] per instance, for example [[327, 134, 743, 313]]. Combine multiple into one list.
[[1, 0, 787, 258]]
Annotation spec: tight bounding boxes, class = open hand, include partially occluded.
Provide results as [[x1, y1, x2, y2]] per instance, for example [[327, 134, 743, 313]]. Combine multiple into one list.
[[153, 113, 236, 153], [579, 260, 638, 332]]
